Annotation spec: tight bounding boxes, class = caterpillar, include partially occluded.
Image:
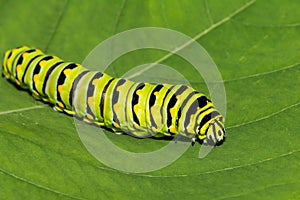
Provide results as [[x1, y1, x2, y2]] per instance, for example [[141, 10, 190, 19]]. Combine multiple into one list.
[[2, 46, 225, 146]]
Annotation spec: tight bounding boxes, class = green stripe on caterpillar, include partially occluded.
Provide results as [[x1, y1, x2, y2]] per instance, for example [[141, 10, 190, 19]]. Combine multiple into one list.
[[2, 46, 225, 146]]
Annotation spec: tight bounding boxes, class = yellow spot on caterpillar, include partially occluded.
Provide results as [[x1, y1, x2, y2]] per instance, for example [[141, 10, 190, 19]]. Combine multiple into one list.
[[92, 79, 99, 86], [16, 65, 22, 73], [87, 114, 94, 120], [200, 128, 206, 135], [95, 121, 104, 126], [54, 105, 63, 112], [88, 97, 94, 106], [39, 60, 47, 67], [154, 91, 158, 96], [200, 122, 210, 135], [58, 85, 63, 94], [133, 105, 139, 114], [187, 127, 194, 134], [6, 58, 11, 67], [42, 97, 49, 102], [33, 91, 39, 97], [169, 126, 176, 134], [22, 52, 29, 58], [134, 123, 140, 129], [113, 103, 120, 112], [15, 80, 21, 86], [198, 134, 206, 140], [136, 89, 142, 95], [190, 114, 195, 121], [83, 118, 92, 123], [113, 122, 120, 128], [33, 74, 39, 83], [57, 101, 64, 108], [63, 68, 72, 75], [64, 109, 75, 115], [170, 107, 176, 117], [116, 85, 122, 91], [151, 127, 157, 132]]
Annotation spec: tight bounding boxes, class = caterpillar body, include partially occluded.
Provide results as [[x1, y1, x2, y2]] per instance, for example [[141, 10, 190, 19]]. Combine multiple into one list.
[[2, 46, 225, 145]]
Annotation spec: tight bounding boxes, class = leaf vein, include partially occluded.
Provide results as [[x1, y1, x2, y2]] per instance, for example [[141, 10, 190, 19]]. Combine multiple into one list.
[[110, 0, 127, 77], [204, 0, 213, 25], [0, 105, 46, 116], [130, 149, 300, 178], [44, 0, 69, 52], [112, 0, 127, 35], [226, 101, 300, 129], [232, 19, 300, 28], [125, 0, 256, 79], [224, 62, 300, 83]]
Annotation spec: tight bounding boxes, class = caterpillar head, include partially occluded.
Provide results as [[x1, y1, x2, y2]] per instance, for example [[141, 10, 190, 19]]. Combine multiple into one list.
[[197, 116, 225, 158], [203, 116, 225, 146], [196, 116, 225, 146]]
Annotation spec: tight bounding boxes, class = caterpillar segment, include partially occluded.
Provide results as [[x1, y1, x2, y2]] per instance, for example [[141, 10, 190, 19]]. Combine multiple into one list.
[[2, 46, 225, 146]]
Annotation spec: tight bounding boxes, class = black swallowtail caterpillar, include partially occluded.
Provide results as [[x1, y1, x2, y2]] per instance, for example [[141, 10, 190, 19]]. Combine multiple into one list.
[[2, 46, 225, 146]]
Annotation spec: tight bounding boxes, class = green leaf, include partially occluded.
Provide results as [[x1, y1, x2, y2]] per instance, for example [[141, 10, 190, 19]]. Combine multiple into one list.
[[0, 0, 299, 199]]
